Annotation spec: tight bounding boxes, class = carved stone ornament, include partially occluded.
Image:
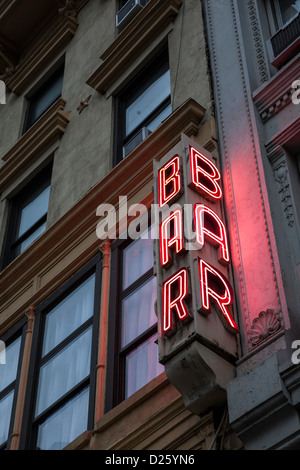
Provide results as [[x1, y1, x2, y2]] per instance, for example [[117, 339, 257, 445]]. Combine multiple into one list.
[[250, 309, 281, 347], [274, 161, 294, 227], [57, 0, 78, 18]]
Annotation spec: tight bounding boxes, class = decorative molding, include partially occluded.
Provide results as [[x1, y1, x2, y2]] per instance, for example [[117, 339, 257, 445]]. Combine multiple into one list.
[[250, 309, 281, 348], [265, 116, 300, 164], [77, 94, 92, 114], [253, 53, 300, 122], [273, 160, 294, 227], [247, 0, 269, 84], [0, 98, 71, 192], [5, 15, 79, 95], [87, 0, 183, 93]]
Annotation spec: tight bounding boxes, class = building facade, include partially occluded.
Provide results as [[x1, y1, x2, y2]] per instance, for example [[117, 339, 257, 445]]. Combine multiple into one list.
[[0, 0, 299, 451], [203, 0, 300, 450]]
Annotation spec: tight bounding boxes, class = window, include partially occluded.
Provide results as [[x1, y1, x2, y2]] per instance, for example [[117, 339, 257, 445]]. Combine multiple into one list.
[[265, 0, 300, 33], [114, 47, 171, 163], [23, 63, 64, 133], [1, 165, 52, 269], [0, 320, 26, 450], [106, 226, 164, 410], [265, 0, 300, 66], [273, 0, 300, 27], [20, 255, 102, 450]]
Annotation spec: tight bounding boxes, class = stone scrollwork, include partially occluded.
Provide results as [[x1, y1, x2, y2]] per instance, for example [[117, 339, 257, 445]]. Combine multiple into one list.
[[250, 309, 281, 347], [0, 43, 16, 82], [57, 0, 78, 18]]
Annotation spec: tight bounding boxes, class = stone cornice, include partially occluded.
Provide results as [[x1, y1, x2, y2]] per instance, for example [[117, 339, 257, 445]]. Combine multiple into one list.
[[0, 0, 90, 94], [0, 98, 205, 332], [0, 98, 71, 192], [253, 53, 300, 122], [87, 0, 183, 93], [265, 115, 300, 164], [6, 15, 79, 95]]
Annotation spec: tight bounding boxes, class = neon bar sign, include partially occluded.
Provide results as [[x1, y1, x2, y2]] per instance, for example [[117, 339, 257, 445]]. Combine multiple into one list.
[[157, 144, 238, 338]]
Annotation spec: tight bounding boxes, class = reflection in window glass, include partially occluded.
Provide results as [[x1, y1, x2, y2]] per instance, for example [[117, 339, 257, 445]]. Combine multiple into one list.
[[0, 336, 21, 393], [24, 65, 64, 132], [122, 227, 153, 289], [125, 335, 164, 398], [0, 391, 14, 446], [16, 222, 47, 256], [36, 387, 89, 450], [121, 276, 157, 348], [42, 274, 95, 356], [126, 70, 171, 136], [147, 103, 172, 133], [18, 186, 50, 238], [35, 327, 92, 416]]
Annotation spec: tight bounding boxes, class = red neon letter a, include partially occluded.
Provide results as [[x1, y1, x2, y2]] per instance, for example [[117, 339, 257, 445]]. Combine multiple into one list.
[[194, 204, 230, 264], [158, 155, 181, 207], [189, 146, 222, 201], [198, 258, 238, 334], [160, 208, 184, 267], [162, 268, 190, 336]]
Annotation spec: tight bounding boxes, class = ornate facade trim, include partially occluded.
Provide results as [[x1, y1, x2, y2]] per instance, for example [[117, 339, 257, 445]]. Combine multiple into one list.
[[247, 0, 269, 84]]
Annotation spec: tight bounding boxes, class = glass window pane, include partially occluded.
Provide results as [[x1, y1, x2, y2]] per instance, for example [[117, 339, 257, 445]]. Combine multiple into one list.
[[121, 276, 157, 348], [29, 70, 64, 126], [42, 274, 95, 356], [125, 334, 164, 398], [126, 70, 170, 136], [147, 103, 172, 133], [35, 326, 92, 416], [279, 0, 300, 24], [0, 336, 21, 393], [16, 222, 47, 255], [0, 390, 14, 446], [122, 227, 153, 289], [36, 387, 89, 450], [18, 185, 50, 238]]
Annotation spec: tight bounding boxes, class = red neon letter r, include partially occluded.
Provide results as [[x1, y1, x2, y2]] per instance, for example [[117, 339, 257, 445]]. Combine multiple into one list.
[[198, 258, 238, 334], [162, 268, 190, 336]]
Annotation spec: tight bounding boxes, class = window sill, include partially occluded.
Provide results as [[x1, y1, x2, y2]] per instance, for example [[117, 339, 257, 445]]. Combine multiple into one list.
[[64, 372, 182, 450], [0, 98, 71, 192], [87, 0, 183, 93]]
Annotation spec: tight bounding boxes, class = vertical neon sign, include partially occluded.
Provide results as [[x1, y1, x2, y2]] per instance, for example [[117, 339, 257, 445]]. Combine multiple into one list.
[[158, 144, 238, 337]]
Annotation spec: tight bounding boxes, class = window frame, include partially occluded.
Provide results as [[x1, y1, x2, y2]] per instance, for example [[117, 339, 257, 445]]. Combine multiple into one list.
[[0, 164, 53, 270], [106, 230, 160, 412], [113, 45, 171, 165], [19, 254, 102, 450], [23, 62, 65, 134], [0, 318, 27, 450]]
